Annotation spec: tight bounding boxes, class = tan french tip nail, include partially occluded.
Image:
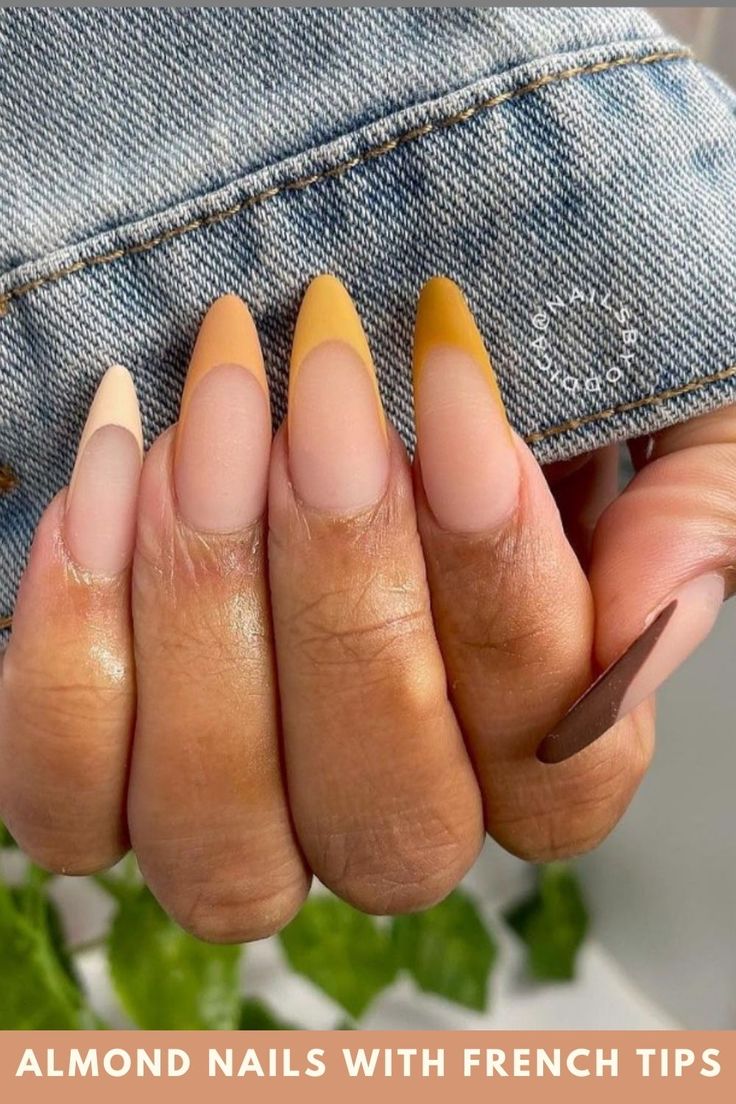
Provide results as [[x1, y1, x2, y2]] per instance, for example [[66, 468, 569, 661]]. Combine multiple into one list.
[[178, 293, 267, 427], [175, 294, 272, 533], [65, 365, 143, 574]]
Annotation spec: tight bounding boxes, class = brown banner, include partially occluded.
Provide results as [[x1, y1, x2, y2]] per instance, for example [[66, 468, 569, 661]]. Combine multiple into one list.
[[1, 1032, 734, 1102]]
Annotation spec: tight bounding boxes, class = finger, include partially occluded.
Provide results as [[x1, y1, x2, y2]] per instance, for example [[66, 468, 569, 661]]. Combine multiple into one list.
[[412, 278, 651, 860], [268, 275, 484, 913], [547, 444, 620, 571], [0, 367, 141, 872], [539, 403, 736, 763], [128, 296, 309, 943]]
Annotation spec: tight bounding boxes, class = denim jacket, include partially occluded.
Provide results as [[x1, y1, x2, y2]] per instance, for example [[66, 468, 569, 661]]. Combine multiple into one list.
[[1, 7, 736, 621]]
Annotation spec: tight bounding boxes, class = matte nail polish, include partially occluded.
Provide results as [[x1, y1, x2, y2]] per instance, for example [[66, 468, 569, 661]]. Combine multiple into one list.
[[65, 365, 143, 574], [537, 572, 726, 764], [413, 276, 519, 534], [175, 294, 271, 533], [288, 274, 389, 513]]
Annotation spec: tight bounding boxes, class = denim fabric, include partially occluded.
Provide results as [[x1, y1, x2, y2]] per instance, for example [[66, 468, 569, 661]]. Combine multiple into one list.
[[2, 7, 736, 623]]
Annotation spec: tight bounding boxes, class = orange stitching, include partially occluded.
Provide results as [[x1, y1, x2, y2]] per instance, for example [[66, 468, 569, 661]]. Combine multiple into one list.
[[524, 363, 736, 443], [0, 466, 17, 494], [0, 47, 689, 320]]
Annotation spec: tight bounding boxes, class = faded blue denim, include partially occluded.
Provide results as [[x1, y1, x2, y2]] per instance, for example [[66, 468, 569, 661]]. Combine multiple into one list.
[[2, 7, 736, 622]]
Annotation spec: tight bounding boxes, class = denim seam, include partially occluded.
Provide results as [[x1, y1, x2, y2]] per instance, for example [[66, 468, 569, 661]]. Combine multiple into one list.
[[524, 362, 736, 444], [0, 46, 689, 321]]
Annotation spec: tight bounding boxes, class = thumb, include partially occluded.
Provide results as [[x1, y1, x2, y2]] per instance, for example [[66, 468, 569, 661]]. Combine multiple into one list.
[[538, 405, 736, 764]]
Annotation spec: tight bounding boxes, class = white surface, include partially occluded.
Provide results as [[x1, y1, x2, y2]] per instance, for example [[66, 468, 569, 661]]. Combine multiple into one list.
[[580, 603, 736, 1029]]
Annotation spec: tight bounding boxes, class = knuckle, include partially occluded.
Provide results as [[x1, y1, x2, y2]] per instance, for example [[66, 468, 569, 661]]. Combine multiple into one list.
[[489, 724, 653, 862], [291, 590, 427, 670], [144, 847, 310, 944], [10, 827, 125, 876], [310, 806, 481, 915], [175, 877, 307, 944]]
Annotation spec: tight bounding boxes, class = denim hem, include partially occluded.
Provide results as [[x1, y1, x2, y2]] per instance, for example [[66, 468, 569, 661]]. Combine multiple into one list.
[[3, 22, 736, 623], [0, 34, 685, 318]]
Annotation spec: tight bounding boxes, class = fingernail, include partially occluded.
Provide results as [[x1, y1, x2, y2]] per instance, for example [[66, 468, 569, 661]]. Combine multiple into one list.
[[65, 365, 143, 574], [537, 572, 726, 764], [175, 294, 271, 532], [288, 274, 388, 513], [413, 276, 518, 534]]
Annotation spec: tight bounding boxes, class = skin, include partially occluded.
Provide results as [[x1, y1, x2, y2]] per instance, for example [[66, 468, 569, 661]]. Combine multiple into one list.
[[1, 287, 735, 942]]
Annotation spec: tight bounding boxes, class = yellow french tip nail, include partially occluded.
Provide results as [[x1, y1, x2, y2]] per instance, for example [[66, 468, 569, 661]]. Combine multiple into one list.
[[291, 275, 372, 372], [179, 293, 267, 422], [290, 274, 386, 435], [413, 276, 507, 421]]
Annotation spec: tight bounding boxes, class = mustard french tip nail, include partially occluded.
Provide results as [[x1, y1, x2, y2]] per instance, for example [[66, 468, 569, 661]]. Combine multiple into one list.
[[175, 294, 272, 532], [287, 275, 389, 512], [413, 276, 506, 414], [65, 366, 143, 574], [412, 277, 518, 534], [290, 274, 374, 377]]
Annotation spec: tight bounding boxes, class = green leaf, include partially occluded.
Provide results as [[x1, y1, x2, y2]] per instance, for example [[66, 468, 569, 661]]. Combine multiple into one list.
[[239, 997, 299, 1030], [391, 890, 497, 1011], [504, 863, 589, 982], [108, 885, 242, 1029], [11, 883, 79, 988], [0, 820, 16, 848], [0, 877, 84, 1028], [279, 896, 398, 1019]]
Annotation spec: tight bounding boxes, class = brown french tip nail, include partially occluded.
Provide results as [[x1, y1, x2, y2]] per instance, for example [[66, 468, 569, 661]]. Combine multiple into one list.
[[536, 602, 678, 764], [537, 572, 726, 764]]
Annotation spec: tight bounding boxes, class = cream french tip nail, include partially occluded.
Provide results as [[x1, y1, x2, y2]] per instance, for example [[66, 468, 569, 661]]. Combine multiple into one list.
[[413, 276, 518, 534], [287, 274, 389, 513], [174, 294, 271, 533], [537, 572, 726, 764], [64, 365, 143, 575]]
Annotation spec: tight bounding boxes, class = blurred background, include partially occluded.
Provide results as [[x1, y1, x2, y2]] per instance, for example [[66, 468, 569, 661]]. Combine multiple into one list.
[[655, 5, 736, 82]]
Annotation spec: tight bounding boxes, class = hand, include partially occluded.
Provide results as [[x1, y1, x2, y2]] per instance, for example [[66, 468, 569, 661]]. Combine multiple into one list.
[[1, 277, 732, 942]]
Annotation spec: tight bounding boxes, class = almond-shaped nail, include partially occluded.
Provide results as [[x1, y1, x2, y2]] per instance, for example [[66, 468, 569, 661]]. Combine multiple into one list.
[[537, 572, 726, 764], [175, 294, 271, 532], [64, 365, 143, 574], [413, 276, 519, 534], [288, 274, 388, 513]]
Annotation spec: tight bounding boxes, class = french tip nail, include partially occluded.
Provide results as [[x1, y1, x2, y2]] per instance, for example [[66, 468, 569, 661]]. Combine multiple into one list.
[[72, 365, 143, 484], [287, 276, 388, 513], [291, 274, 375, 376], [65, 366, 143, 574], [184, 293, 266, 396], [174, 294, 271, 533], [412, 276, 517, 534], [414, 275, 505, 408], [535, 576, 728, 765]]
